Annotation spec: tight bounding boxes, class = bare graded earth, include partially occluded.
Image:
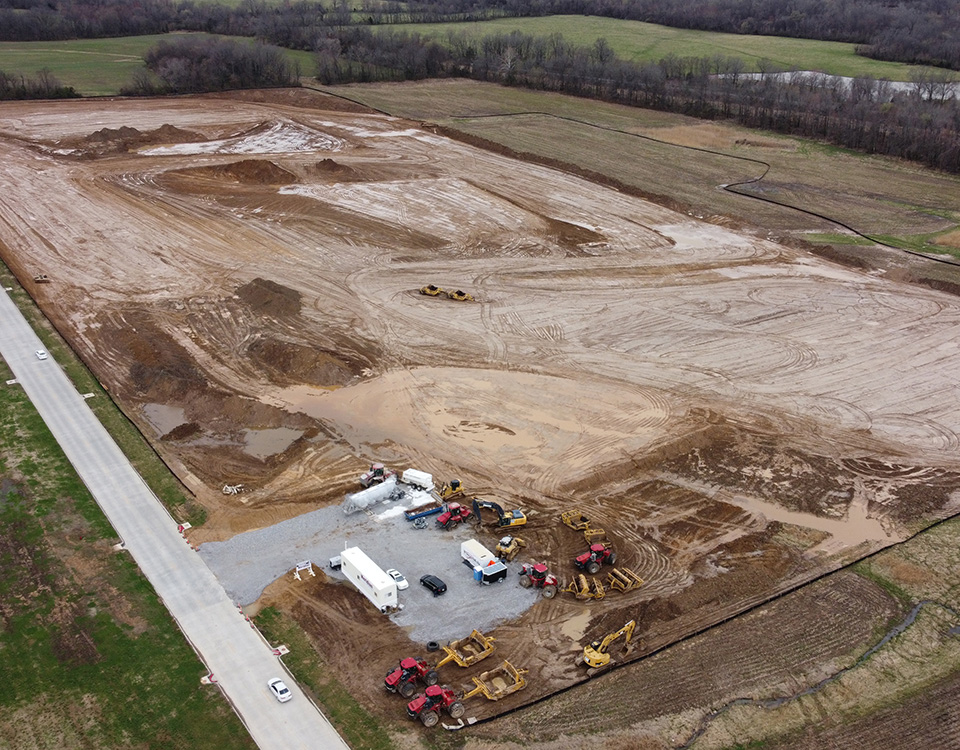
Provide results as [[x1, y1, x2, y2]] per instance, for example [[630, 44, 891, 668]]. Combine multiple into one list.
[[2, 88, 960, 738]]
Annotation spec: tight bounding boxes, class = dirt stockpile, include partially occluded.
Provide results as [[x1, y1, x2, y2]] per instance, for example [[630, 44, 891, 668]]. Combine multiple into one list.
[[1, 92, 960, 729]]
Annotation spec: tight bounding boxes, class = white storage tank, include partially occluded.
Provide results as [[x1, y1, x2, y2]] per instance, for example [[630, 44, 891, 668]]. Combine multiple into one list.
[[340, 546, 398, 613], [401, 468, 434, 491]]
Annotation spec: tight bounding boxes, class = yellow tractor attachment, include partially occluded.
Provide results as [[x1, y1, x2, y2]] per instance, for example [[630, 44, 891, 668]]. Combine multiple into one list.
[[563, 574, 605, 600], [434, 630, 496, 669], [461, 661, 528, 701], [606, 568, 644, 593]]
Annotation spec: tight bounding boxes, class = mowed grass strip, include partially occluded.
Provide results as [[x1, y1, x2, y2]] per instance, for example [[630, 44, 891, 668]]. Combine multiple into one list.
[[325, 79, 960, 244], [0, 33, 317, 96], [0, 265, 205, 524], [254, 607, 397, 750], [380, 15, 949, 81], [0, 354, 254, 749]]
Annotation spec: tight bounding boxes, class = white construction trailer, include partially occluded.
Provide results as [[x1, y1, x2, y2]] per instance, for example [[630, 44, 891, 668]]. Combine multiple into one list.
[[340, 546, 398, 613], [461, 539, 508, 584]]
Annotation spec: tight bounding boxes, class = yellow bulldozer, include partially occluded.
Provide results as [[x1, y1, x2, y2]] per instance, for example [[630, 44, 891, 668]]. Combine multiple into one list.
[[436, 479, 465, 501], [495, 535, 526, 562], [581, 619, 636, 669]]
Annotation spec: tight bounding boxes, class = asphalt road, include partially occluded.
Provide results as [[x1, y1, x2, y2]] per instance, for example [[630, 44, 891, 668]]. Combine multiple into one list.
[[0, 286, 349, 750]]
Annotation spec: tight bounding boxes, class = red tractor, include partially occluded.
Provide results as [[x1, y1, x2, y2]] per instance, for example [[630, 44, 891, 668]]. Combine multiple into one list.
[[518, 562, 558, 598], [406, 684, 465, 727], [574, 543, 617, 575], [360, 462, 395, 488], [436, 502, 472, 530], [384, 657, 439, 698]]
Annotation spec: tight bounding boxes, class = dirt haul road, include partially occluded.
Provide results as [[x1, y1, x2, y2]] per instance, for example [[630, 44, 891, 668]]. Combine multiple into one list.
[[2, 89, 960, 723]]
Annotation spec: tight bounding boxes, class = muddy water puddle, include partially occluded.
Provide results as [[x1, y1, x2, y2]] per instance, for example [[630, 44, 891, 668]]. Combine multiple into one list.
[[560, 608, 592, 641], [142, 403, 185, 437], [726, 489, 896, 551], [243, 427, 302, 459]]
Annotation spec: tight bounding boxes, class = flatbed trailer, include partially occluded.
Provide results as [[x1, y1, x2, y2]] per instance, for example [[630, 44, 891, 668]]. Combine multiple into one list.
[[404, 502, 446, 521]]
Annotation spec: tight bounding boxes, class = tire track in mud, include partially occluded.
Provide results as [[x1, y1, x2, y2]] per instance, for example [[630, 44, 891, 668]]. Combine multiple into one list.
[[676, 599, 960, 749], [429, 109, 960, 269]]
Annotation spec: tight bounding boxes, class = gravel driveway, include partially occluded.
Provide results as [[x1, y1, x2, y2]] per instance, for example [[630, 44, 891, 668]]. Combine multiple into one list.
[[199, 493, 539, 642]]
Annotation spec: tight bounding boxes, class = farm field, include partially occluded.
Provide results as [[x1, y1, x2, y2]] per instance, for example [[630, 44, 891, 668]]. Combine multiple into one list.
[[323, 79, 960, 255], [0, 34, 316, 96], [379, 15, 949, 80], [2, 85, 960, 748]]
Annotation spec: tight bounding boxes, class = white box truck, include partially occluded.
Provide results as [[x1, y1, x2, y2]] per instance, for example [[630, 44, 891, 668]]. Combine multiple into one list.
[[401, 468, 434, 492], [340, 546, 398, 613], [461, 539, 508, 584]]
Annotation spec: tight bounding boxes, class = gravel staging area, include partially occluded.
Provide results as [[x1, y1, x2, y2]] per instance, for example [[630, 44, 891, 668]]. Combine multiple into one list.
[[199, 491, 540, 642]]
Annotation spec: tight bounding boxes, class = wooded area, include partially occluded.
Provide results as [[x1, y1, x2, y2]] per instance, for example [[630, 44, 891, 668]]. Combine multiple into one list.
[[313, 27, 960, 172], [2, 0, 959, 71], [125, 37, 299, 94], [1, 0, 958, 171]]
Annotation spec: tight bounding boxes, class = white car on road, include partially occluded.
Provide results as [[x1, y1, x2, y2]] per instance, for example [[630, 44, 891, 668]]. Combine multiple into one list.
[[267, 677, 292, 703], [35, 349, 48, 360]]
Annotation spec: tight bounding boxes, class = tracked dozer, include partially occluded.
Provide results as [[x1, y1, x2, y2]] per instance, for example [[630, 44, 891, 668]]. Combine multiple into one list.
[[434, 629, 496, 668], [462, 660, 528, 701], [563, 574, 605, 600], [607, 568, 644, 593], [436, 479, 464, 501], [495, 535, 526, 562]]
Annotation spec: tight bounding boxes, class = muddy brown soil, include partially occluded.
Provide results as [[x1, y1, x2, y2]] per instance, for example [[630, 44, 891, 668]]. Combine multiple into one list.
[[2, 89, 960, 737]]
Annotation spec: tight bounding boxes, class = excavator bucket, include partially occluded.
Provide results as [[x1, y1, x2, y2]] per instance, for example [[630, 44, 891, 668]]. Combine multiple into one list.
[[607, 568, 644, 593]]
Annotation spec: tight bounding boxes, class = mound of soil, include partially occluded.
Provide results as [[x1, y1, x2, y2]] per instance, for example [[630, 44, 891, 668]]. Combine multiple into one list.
[[75, 124, 204, 156], [176, 159, 296, 185], [246, 338, 357, 387], [309, 158, 357, 179], [162, 423, 201, 441], [236, 278, 301, 317]]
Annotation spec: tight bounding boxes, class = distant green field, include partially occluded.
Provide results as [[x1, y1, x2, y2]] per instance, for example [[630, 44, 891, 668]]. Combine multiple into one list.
[[382, 15, 946, 81], [0, 33, 316, 96]]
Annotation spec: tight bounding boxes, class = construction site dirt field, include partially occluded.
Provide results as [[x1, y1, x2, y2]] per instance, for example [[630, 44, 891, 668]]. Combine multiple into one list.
[[3, 89, 960, 733]]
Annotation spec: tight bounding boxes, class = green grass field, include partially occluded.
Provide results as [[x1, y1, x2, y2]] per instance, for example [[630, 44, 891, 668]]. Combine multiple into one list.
[[0, 268, 253, 749], [0, 33, 317, 96], [382, 15, 948, 81]]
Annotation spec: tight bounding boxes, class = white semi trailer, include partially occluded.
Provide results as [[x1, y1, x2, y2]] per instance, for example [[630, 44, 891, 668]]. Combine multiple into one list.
[[340, 546, 398, 613]]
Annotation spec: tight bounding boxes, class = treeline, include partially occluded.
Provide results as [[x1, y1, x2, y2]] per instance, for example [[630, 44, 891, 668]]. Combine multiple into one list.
[[316, 28, 960, 172], [0, 68, 78, 99], [3, 0, 960, 71], [123, 37, 299, 95]]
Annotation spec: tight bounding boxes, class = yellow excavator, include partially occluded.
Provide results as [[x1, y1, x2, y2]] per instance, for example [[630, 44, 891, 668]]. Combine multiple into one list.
[[581, 620, 636, 668]]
